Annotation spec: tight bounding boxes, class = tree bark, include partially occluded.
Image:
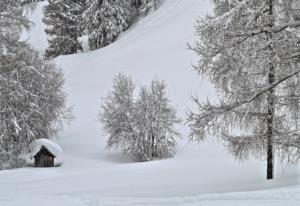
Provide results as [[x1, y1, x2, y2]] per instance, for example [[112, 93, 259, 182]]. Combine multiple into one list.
[[267, 67, 275, 180], [266, 0, 275, 180], [151, 133, 155, 158]]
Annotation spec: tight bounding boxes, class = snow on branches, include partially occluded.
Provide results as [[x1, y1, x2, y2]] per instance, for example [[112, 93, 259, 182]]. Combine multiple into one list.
[[43, 0, 84, 59], [84, 0, 131, 50], [99, 73, 180, 161], [188, 0, 300, 179], [0, 0, 70, 169]]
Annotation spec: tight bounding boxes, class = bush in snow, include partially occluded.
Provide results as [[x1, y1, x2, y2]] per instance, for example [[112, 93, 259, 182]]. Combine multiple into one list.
[[84, 0, 131, 50], [0, 152, 26, 170], [43, 0, 84, 59], [0, 0, 70, 169], [99, 73, 180, 161]]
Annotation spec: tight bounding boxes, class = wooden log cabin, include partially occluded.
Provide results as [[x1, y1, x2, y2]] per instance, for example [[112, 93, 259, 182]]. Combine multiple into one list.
[[33, 146, 56, 167]]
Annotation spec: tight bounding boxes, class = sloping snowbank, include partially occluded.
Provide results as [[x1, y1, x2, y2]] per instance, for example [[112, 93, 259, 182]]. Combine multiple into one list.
[[0, 0, 299, 205]]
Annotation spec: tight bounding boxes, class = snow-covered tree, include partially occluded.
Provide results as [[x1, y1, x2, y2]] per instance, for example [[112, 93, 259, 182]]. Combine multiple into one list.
[[43, 0, 84, 59], [99, 74, 179, 161], [135, 80, 179, 159], [0, 0, 70, 169], [84, 0, 131, 50], [188, 0, 300, 179], [0, 48, 68, 168], [0, 0, 30, 56], [73, 0, 86, 37], [139, 0, 159, 15], [130, 0, 159, 16], [100, 74, 137, 156], [21, 0, 45, 5]]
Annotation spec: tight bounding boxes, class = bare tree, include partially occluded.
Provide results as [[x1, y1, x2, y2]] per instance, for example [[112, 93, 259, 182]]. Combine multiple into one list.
[[100, 74, 137, 156], [188, 0, 300, 179], [99, 74, 179, 161], [136, 80, 180, 159]]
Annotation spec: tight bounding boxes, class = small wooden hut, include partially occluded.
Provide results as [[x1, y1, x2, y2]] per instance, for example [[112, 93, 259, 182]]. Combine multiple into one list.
[[33, 146, 56, 167], [30, 138, 62, 168]]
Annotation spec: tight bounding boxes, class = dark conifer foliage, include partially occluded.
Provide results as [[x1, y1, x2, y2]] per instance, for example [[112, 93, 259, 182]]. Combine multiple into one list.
[[84, 0, 131, 50], [43, 0, 84, 59]]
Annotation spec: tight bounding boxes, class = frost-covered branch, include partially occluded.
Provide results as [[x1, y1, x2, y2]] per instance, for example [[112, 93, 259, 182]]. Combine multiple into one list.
[[100, 74, 180, 161], [189, 0, 300, 177]]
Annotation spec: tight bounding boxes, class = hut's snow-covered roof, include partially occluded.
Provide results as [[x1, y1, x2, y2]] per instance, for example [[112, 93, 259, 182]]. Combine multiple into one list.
[[30, 138, 63, 158]]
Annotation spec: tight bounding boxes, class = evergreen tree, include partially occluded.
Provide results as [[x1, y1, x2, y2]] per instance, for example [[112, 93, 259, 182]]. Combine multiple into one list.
[[99, 74, 179, 161], [21, 0, 45, 5], [130, 0, 159, 16], [84, 0, 131, 50], [188, 0, 300, 179], [139, 0, 159, 15], [0, 0, 30, 56], [43, 0, 83, 59]]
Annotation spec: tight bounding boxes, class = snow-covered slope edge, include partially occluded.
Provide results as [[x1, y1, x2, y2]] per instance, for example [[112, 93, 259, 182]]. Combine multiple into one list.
[[2, 185, 300, 206]]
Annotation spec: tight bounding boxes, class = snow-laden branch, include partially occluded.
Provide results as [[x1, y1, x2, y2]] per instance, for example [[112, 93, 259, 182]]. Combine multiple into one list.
[[195, 68, 300, 117]]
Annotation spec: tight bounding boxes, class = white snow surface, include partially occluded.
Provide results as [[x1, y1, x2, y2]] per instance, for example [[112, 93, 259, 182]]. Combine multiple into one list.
[[1, 0, 300, 205], [30, 138, 63, 158]]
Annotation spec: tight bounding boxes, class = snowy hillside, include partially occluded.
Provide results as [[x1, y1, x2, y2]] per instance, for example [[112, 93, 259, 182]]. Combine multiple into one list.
[[1, 0, 300, 205]]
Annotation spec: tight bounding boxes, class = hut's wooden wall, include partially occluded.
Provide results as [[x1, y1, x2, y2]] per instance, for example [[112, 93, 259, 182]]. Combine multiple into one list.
[[34, 153, 54, 167]]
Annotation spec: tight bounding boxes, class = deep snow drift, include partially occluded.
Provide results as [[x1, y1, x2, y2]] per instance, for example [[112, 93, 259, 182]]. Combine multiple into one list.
[[1, 0, 300, 205]]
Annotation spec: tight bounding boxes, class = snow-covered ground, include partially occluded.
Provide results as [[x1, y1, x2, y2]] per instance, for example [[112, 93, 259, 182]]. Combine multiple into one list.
[[1, 0, 300, 205]]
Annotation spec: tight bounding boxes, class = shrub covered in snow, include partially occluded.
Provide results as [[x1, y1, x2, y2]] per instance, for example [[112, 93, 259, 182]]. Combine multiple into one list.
[[99, 73, 180, 161]]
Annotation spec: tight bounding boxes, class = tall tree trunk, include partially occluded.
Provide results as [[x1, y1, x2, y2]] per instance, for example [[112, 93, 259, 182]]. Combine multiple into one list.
[[266, 0, 275, 180], [267, 65, 275, 180], [151, 133, 155, 158]]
